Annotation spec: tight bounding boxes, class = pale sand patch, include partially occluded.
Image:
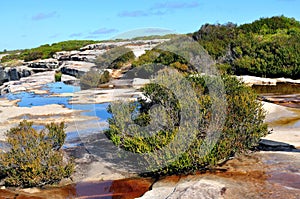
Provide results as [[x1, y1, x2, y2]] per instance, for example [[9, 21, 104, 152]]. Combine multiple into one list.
[[262, 101, 300, 148], [262, 101, 299, 123], [0, 98, 20, 107], [68, 88, 143, 104], [237, 75, 300, 86], [0, 103, 98, 141]]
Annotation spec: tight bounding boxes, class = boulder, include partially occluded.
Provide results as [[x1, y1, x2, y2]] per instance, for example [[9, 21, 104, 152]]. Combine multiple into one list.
[[0, 67, 9, 85], [132, 78, 150, 89], [21, 68, 31, 77], [60, 61, 96, 78], [167, 180, 226, 199], [7, 68, 19, 81], [3, 66, 33, 83], [138, 177, 226, 199]]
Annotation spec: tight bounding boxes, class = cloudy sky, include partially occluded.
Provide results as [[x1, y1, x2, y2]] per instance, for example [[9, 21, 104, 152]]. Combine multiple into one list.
[[1, 0, 299, 50]]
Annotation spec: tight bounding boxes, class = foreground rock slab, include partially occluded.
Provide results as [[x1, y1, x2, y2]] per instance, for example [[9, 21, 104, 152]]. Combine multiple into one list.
[[138, 177, 225, 199], [139, 151, 300, 199]]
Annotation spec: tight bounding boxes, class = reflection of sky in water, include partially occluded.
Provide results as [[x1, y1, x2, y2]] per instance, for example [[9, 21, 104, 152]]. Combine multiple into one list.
[[7, 92, 70, 107], [68, 103, 111, 121], [4, 82, 112, 148], [5, 82, 111, 122], [43, 82, 81, 94]]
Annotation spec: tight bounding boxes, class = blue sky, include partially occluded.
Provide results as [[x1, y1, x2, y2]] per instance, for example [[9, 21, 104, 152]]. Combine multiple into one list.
[[1, 0, 300, 50]]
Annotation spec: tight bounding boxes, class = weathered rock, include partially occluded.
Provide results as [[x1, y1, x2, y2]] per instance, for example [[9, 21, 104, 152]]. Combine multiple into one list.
[[27, 58, 60, 70], [258, 139, 298, 152], [80, 39, 170, 51], [138, 176, 226, 199], [7, 67, 19, 80], [54, 50, 80, 61], [0, 66, 32, 86], [0, 71, 76, 95], [167, 179, 225, 199], [60, 61, 96, 78], [237, 75, 277, 86], [132, 78, 150, 89], [22, 68, 31, 77], [54, 50, 104, 62], [0, 67, 9, 85]]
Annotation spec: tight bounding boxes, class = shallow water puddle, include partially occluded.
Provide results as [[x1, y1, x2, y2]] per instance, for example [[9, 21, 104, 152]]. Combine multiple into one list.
[[3, 82, 112, 148]]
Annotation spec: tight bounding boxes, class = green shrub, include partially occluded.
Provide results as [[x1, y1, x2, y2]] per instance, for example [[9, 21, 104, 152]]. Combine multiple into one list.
[[99, 70, 111, 84], [132, 49, 194, 73], [95, 47, 135, 69], [54, 71, 62, 82], [0, 120, 74, 187], [23, 51, 43, 62], [192, 16, 300, 78], [105, 75, 268, 176]]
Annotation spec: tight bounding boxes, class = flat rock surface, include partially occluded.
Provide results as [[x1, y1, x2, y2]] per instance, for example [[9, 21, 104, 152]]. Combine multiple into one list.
[[237, 75, 300, 86], [262, 101, 300, 148], [139, 151, 300, 199]]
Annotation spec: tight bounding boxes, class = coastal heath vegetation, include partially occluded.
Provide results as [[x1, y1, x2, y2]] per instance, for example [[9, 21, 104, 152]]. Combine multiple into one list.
[[0, 121, 74, 187], [106, 71, 268, 176]]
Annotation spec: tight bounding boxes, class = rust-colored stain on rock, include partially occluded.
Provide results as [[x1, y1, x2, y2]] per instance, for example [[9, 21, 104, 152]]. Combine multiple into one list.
[[0, 178, 154, 199]]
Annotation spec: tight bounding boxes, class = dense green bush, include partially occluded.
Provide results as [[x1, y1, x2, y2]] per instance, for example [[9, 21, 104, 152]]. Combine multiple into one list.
[[105, 75, 268, 176], [99, 70, 111, 84], [0, 121, 74, 187], [132, 48, 194, 73], [193, 22, 237, 60], [54, 71, 62, 82], [192, 16, 300, 78]]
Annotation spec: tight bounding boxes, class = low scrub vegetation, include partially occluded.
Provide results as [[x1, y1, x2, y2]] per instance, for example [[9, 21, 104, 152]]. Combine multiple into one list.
[[54, 71, 62, 82], [1, 40, 99, 62], [106, 74, 268, 176], [95, 46, 135, 69], [0, 121, 74, 187]]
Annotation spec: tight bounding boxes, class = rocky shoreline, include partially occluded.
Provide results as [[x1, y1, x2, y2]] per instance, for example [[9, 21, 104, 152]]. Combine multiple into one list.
[[0, 39, 168, 92], [0, 40, 300, 198], [0, 73, 299, 198]]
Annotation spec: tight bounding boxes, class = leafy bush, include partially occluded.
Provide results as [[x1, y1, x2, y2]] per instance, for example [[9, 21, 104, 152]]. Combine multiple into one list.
[[0, 121, 74, 187], [54, 71, 62, 82], [192, 16, 300, 78], [99, 70, 111, 84], [193, 22, 237, 60], [95, 47, 135, 69], [132, 48, 194, 74], [105, 75, 268, 176], [23, 51, 43, 62]]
